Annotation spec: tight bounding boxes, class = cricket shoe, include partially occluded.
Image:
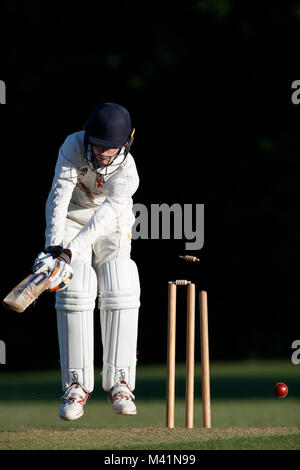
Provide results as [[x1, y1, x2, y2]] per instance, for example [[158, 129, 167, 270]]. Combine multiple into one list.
[[59, 383, 89, 421], [108, 381, 137, 415]]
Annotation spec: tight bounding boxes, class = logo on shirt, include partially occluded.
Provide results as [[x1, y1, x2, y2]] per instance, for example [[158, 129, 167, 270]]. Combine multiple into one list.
[[79, 167, 88, 177], [96, 175, 103, 188]]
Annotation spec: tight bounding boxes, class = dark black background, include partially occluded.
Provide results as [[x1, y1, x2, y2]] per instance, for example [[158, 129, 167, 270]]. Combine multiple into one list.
[[1, 1, 299, 370]]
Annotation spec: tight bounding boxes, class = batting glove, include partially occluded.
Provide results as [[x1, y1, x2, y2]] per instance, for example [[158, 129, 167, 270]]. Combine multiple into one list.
[[32, 246, 73, 291], [48, 258, 73, 291]]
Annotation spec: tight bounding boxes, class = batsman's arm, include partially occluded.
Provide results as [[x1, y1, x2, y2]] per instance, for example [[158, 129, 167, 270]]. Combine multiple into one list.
[[45, 135, 79, 248], [66, 162, 139, 258]]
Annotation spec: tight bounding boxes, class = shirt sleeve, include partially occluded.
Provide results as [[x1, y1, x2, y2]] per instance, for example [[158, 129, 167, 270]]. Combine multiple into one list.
[[66, 159, 139, 258], [45, 134, 79, 248]]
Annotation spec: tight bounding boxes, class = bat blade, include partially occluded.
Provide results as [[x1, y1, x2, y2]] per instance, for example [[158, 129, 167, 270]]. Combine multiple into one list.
[[3, 272, 51, 313]]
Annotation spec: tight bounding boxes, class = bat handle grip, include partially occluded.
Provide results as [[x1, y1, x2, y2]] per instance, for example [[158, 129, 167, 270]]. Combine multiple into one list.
[[32, 261, 45, 273]]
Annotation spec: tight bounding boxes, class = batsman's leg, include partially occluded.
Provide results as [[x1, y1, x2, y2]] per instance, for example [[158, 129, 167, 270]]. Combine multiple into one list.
[[98, 258, 140, 414], [55, 259, 97, 420]]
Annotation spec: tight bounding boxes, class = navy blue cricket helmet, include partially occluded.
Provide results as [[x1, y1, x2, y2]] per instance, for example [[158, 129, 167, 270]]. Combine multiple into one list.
[[85, 102, 133, 149]]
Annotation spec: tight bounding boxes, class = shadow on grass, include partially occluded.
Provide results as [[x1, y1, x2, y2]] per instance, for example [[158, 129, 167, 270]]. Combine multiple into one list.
[[0, 372, 299, 402]]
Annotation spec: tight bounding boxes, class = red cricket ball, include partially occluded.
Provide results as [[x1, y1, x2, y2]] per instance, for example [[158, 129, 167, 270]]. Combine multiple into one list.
[[273, 382, 288, 398]]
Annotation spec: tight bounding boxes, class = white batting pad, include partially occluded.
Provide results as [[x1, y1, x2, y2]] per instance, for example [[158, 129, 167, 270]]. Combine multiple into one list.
[[99, 258, 140, 392], [56, 260, 97, 393]]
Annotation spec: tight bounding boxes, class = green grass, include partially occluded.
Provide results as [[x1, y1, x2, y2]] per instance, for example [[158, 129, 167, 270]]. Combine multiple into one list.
[[0, 360, 299, 449], [0, 428, 299, 450]]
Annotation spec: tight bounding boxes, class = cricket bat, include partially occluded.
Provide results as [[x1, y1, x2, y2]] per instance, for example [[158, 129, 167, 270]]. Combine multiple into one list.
[[3, 272, 52, 313]]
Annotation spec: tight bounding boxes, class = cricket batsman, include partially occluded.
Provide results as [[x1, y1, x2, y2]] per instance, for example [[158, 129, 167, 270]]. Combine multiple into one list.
[[33, 103, 140, 420]]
